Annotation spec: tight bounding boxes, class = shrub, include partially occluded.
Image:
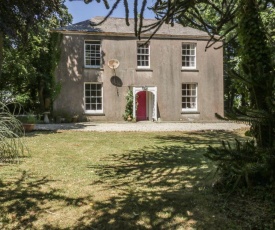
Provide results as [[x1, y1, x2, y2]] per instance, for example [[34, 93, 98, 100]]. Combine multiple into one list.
[[123, 89, 134, 121], [0, 101, 26, 163], [204, 139, 275, 190], [16, 114, 37, 124]]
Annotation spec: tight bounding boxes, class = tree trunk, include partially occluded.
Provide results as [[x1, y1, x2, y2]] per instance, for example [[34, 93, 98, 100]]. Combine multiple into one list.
[[38, 82, 45, 112], [0, 31, 3, 80], [253, 85, 274, 148], [238, 0, 274, 148]]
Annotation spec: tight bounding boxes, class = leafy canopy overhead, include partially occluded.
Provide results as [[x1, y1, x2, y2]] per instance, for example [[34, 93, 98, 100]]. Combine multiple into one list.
[[0, 0, 69, 42], [0, 0, 72, 112], [78, 0, 274, 48]]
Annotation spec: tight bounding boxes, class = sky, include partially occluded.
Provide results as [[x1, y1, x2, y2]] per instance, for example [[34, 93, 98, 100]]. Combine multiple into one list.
[[65, 0, 156, 24]]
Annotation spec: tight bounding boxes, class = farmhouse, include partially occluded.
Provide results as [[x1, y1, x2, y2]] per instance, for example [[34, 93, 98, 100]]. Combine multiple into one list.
[[53, 17, 224, 122]]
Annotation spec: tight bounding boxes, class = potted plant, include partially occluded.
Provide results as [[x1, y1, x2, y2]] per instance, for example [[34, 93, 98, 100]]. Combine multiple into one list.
[[16, 114, 37, 132], [72, 114, 79, 123]]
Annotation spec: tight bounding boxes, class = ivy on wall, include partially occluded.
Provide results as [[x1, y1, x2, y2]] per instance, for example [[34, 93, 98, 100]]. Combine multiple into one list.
[[46, 32, 63, 108], [123, 89, 134, 121]]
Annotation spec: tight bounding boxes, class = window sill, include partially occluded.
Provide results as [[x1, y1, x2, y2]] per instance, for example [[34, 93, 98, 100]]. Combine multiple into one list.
[[136, 68, 153, 72], [84, 113, 105, 116], [181, 111, 200, 114], [181, 69, 199, 72], [84, 66, 104, 70]]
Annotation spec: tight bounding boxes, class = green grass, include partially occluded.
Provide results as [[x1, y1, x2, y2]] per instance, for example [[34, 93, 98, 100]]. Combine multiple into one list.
[[0, 129, 273, 229]]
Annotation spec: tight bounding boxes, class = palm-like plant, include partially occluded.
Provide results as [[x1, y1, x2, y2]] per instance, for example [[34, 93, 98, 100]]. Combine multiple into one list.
[[0, 101, 26, 163]]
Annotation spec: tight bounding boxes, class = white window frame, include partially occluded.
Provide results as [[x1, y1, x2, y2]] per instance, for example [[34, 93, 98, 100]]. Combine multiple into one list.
[[84, 82, 103, 114], [182, 83, 198, 111], [84, 41, 101, 68], [182, 43, 196, 69], [137, 42, 150, 68]]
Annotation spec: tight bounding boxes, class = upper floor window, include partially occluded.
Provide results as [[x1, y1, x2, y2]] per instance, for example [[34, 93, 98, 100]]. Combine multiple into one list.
[[84, 83, 103, 113], [137, 42, 150, 68], [182, 43, 196, 69], [85, 41, 101, 68], [182, 83, 197, 111]]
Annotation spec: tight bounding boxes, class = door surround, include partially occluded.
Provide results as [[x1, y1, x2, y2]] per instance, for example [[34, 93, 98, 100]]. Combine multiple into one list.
[[133, 86, 157, 121]]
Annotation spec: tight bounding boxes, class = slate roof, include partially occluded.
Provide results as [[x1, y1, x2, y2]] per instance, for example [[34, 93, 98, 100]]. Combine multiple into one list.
[[56, 16, 209, 38]]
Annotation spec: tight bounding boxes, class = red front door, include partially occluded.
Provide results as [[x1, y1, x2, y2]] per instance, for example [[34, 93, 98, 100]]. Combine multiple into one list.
[[136, 91, 147, 121]]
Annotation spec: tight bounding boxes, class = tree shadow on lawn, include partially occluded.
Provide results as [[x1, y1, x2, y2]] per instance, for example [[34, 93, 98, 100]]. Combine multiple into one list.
[[0, 171, 93, 229], [155, 130, 248, 145], [78, 131, 249, 229], [23, 130, 62, 137]]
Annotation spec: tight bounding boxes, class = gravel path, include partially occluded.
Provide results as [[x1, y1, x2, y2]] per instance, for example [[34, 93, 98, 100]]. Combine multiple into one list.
[[35, 121, 249, 132]]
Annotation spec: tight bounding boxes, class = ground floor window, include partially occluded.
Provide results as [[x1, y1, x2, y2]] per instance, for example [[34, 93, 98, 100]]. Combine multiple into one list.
[[84, 83, 103, 113], [182, 83, 197, 111]]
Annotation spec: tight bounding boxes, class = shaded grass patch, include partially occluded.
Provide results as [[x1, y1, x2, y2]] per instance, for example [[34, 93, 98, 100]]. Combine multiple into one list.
[[0, 129, 273, 229]]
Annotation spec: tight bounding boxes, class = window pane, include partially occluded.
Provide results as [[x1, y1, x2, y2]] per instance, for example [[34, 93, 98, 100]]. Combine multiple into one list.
[[90, 84, 96, 90], [97, 90, 101, 96]]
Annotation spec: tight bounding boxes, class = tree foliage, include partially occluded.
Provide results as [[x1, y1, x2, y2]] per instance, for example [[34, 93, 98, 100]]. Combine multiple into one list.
[[80, 0, 272, 44], [205, 139, 275, 189], [235, 0, 274, 148], [0, 0, 66, 78], [0, 102, 25, 163], [0, 1, 72, 112], [123, 89, 134, 121], [0, 0, 68, 44]]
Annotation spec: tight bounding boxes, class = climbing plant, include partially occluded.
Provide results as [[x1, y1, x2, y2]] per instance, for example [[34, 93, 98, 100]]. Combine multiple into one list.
[[38, 32, 63, 112]]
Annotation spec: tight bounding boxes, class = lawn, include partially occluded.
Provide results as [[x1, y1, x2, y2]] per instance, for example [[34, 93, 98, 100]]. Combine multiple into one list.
[[0, 129, 273, 229]]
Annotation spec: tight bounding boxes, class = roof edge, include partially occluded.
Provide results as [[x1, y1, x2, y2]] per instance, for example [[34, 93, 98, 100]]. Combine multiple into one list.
[[54, 30, 219, 40]]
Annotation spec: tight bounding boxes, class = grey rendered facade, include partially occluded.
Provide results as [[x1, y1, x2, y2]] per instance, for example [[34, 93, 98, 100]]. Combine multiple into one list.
[[54, 17, 224, 122]]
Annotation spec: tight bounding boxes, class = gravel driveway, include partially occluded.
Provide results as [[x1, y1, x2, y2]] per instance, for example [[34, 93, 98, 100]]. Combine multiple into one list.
[[35, 121, 249, 132]]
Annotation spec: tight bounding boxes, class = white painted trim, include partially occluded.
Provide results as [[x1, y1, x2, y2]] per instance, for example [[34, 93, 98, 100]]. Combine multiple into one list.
[[181, 83, 198, 112], [182, 43, 196, 69], [84, 40, 102, 68], [137, 42, 150, 68], [84, 82, 103, 114]]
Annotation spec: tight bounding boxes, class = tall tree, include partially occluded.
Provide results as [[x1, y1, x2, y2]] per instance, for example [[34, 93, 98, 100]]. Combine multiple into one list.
[[0, 0, 72, 111], [0, 0, 69, 78], [237, 0, 274, 147]]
